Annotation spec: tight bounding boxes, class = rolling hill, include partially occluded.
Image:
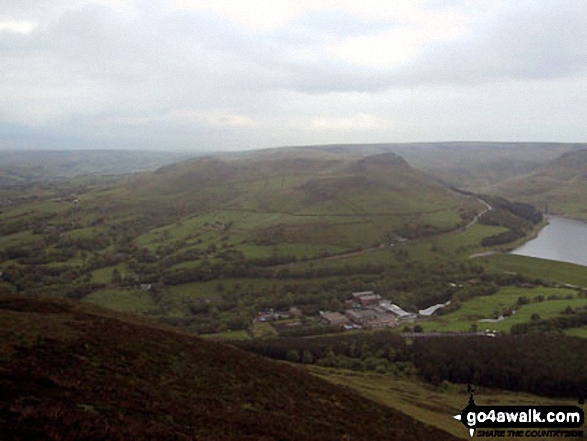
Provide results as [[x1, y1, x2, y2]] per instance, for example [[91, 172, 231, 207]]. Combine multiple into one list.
[[288, 142, 586, 190], [487, 149, 587, 219], [0, 294, 460, 441], [102, 148, 480, 249]]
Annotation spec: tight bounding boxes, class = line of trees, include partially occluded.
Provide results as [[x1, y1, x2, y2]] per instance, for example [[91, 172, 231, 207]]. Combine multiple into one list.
[[238, 332, 587, 399]]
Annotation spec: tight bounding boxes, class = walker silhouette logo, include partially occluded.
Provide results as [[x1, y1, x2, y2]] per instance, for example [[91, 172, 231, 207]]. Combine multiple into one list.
[[453, 386, 584, 438]]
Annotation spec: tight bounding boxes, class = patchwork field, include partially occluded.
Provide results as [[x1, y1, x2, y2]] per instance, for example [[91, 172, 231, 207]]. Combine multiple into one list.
[[420, 286, 586, 333]]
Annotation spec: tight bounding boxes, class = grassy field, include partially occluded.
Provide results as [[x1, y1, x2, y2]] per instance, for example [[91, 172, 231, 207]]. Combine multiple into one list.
[[82, 289, 157, 313], [201, 329, 252, 340], [90, 264, 127, 284], [480, 253, 587, 287], [250, 321, 278, 338], [438, 224, 508, 252], [306, 366, 579, 441], [0, 230, 34, 246], [563, 327, 587, 338], [420, 286, 585, 333], [0, 200, 67, 220]]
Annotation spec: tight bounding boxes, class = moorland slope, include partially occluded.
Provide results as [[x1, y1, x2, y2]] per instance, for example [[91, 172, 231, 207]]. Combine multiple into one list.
[[0, 294, 459, 441]]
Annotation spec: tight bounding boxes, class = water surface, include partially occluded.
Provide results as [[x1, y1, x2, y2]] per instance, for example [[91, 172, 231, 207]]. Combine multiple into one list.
[[511, 216, 587, 267]]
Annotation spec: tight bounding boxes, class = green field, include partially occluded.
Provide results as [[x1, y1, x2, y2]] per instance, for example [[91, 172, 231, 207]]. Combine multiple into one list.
[[90, 264, 127, 284], [421, 286, 585, 333], [83, 289, 157, 313], [481, 254, 587, 287], [563, 327, 587, 338], [438, 224, 508, 252], [201, 329, 252, 340]]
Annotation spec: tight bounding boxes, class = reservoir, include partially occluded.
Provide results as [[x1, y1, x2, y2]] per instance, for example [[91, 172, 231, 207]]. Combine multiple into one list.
[[511, 216, 587, 267]]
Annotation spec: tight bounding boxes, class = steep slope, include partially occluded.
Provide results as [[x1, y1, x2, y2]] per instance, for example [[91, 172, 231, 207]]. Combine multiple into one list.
[[0, 295, 460, 441], [487, 149, 587, 219]]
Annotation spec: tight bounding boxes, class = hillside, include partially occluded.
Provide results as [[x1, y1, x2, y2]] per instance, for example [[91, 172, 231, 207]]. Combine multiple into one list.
[[105, 148, 479, 249], [0, 146, 531, 338], [0, 294, 460, 441], [487, 149, 587, 219], [293, 142, 586, 190]]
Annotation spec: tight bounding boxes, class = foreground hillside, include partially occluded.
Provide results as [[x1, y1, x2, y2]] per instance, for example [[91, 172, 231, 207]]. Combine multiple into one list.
[[0, 295, 459, 441], [487, 149, 587, 219]]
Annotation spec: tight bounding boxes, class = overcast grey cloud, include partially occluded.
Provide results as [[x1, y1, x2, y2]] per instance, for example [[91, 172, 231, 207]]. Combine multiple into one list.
[[1, 0, 586, 150]]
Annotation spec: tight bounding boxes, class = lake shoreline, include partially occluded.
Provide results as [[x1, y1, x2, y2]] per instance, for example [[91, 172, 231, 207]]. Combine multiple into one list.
[[510, 216, 587, 267]]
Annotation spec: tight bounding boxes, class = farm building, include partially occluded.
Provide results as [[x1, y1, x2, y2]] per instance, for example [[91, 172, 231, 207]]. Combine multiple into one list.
[[351, 291, 382, 306], [378, 301, 417, 321], [319, 311, 351, 326]]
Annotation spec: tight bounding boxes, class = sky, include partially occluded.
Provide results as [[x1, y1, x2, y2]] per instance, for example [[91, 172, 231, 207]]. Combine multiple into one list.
[[1, 0, 587, 151]]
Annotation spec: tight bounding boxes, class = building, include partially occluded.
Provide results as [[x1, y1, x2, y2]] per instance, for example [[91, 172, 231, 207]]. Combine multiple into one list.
[[346, 309, 377, 326], [378, 301, 417, 321], [319, 311, 351, 326], [351, 291, 382, 306], [345, 309, 397, 328]]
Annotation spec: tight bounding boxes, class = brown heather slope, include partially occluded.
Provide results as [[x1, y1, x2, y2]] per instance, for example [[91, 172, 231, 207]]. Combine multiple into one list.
[[0, 295, 460, 441]]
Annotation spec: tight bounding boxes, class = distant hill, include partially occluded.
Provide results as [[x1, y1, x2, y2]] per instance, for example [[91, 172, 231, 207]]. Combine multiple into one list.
[[487, 149, 587, 219], [0, 150, 199, 183], [0, 295, 459, 441], [3, 142, 584, 189], [106, 147, 479, 248], [289, 142, 587, 190]]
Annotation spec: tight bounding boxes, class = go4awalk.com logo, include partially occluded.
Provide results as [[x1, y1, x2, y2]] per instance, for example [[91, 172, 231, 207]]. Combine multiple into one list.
[[453, 386, 585, 438]]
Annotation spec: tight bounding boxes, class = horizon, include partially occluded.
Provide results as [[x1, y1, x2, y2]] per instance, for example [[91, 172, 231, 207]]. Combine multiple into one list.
[[2, 140, 587, 154], [2, 1, 587, 151]]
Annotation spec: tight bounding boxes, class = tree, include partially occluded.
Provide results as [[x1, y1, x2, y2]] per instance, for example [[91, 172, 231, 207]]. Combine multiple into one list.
[[112, 268, 122, 284], [301, 351, 314, 364], [286, 350, 300, 363]]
